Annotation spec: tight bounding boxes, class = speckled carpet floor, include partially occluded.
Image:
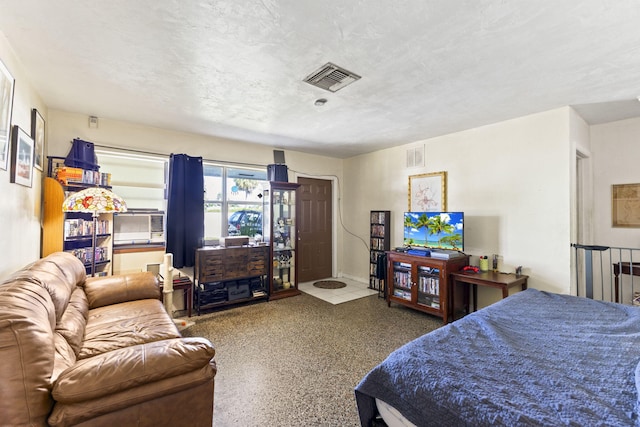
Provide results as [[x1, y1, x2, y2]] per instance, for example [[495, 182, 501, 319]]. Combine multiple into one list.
[[182, 292, 443, 426]]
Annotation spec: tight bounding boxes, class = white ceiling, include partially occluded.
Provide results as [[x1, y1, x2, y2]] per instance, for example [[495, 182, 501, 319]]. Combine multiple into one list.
[[1, 1, 640, 159]]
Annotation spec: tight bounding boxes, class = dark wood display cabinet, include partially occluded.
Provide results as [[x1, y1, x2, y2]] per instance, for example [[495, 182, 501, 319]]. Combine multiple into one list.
[[194, 245, 270, 314], [387, 251, 469, 324], [263, 181, 301, 300]]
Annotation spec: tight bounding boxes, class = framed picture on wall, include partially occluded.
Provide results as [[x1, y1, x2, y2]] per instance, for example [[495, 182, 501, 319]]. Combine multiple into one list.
[[408, 171, 447, 212], [10, 126, 35, 188], [612, 183, 640, 228], [31, 109, 45, 171], [0, 58, 15, 171]]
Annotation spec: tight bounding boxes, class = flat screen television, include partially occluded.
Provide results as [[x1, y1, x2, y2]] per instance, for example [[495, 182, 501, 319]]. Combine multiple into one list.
[[403, 211, 464, 251]]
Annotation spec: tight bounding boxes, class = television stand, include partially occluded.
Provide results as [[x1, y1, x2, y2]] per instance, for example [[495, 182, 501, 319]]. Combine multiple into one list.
[[386, 251, 469, 323]]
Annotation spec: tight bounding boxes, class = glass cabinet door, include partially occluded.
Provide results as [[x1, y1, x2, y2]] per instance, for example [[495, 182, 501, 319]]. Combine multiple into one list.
[[417, 266, 440, 309], [265, 182, 301, 299], [272, 187, 295, 292], [392, 262, 412, 301]]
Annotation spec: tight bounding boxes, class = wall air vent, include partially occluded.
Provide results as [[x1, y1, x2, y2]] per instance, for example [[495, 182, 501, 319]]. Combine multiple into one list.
[[303, 62, 361, 93]]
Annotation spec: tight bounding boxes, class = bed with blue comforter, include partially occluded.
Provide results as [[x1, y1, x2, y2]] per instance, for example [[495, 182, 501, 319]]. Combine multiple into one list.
[[355, 289, 640, 426]]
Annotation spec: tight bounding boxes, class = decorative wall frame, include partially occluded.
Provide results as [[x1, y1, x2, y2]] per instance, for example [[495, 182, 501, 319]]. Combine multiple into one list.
[[406, 145, 425, 168], [408, 171, 447, 212], [612, 183, 640, 228], [10, 126, 34, 188], [31, 109, 45, 171], [0, 58, 15, 171]]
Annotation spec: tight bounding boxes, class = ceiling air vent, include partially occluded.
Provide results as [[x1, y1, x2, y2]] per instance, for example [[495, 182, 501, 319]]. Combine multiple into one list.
[[303, 62, 361, 93]]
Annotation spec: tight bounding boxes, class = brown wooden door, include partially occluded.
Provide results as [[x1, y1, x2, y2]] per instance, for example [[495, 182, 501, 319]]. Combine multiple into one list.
[[297, 177, 332, 282]]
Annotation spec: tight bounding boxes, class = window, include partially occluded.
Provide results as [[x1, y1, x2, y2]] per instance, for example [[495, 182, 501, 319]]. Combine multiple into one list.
[[97, 149, 267, 242], [96, 150, 167, 211], [204, 164, 267, 240]]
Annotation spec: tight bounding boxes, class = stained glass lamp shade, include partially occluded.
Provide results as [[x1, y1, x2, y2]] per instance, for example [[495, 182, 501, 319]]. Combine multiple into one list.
[[62, 187, 127, 276]]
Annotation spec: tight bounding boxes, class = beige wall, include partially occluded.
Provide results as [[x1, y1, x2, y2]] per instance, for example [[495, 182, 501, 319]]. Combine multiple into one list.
[[47, 109, 345, 276], [0, 33, 48, 277], [343, 108, 575, 306], [591, 117, 640, 248], [571, 108, 593, 247]]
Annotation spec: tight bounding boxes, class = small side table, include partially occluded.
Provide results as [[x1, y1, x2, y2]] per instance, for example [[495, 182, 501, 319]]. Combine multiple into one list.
[[160, 277, 193, 317], [450, 271, 529, 313]]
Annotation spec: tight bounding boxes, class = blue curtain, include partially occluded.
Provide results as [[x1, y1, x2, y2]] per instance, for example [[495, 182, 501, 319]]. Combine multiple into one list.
[[166, 154, 204, 268]]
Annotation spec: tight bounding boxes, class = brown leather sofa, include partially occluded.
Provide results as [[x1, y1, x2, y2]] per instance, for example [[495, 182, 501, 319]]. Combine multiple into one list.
[[0, 252, 216, 427]]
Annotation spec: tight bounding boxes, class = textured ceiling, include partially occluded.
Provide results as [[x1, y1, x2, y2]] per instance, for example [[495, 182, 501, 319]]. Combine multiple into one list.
[[1, 1, 640, 158]]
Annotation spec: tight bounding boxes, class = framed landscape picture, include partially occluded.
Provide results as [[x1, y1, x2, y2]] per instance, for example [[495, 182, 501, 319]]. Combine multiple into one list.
[[10, 126, 34, 188], [408, 171, 447, 212], [31, 109, 45, 171], [0, 58, 15, 171]]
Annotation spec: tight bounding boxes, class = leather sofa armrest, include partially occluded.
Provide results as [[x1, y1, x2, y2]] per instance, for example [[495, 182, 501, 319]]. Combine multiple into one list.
[[83, 271, 160, 308], [53, 337, 216, 403]]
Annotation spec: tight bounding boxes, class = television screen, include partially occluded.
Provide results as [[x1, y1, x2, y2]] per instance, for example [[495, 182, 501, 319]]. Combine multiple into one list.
[[403, 211, 464, 251]]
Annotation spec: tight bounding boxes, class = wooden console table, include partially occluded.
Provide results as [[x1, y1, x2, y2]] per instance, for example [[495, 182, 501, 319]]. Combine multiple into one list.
[[613, 262, 640, 303], [450, 270, 529, 313]]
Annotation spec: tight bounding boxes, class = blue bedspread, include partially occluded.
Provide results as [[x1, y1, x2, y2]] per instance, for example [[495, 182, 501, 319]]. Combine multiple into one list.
[[355, 289, 640, 426]]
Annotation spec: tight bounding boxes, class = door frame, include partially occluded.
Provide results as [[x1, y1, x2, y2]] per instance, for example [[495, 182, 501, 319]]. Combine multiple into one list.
[[293, 172, 339, 278], [572, 148, 592, 296]]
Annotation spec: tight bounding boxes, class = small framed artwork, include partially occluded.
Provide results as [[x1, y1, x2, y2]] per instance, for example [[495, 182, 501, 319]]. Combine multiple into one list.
[[10, 126, 35, 188], [612, 183, 640, 228], [0, 58, 15, 171], [406, 145, 425, 168], [31, 109, 45, 171], [408, 171, 447, 212]]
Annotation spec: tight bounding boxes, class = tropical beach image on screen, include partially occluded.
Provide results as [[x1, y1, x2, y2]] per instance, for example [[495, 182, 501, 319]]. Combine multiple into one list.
[[403, 211, 464, 250]]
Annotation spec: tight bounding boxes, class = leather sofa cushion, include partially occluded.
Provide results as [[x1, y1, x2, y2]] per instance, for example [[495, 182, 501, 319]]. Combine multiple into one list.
[[3, 252, 85, 323], [0, 281, 57, 426], [79, 299, 180, 359], [56, 287, 89, 357], [53, 332, 77, 382], [53, 337, 215, 403], [49, 363, 216, 427], [83, 272, 160, 309]]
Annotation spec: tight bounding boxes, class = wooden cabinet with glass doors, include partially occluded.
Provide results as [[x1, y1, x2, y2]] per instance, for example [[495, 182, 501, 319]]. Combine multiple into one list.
[[387, 251, 469, 324], [263, 181, 301, 300]]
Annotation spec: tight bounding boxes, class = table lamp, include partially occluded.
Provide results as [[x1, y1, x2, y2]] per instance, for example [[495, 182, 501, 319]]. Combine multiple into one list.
[[62, 187, 127, 276]]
